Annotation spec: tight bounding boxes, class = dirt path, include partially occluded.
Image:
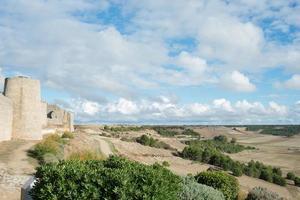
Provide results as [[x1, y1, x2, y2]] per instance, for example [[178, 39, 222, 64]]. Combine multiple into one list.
[[93, 136, 114, 157], [0, 140, 37, 200]]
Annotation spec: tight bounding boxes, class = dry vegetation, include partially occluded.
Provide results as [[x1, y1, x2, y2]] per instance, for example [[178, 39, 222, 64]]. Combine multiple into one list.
[[0, 125, 299, 199]]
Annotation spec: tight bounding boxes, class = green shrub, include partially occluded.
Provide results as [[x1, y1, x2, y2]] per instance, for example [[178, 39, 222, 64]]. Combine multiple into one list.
[[231, 162, 243, 177], [214, 135, 228, 143], [195, 171, 239, 200], [259, 168, 273, 182], [136, 134, 174, 150], [30, 156, 181, 200], [272, 167, 282, 176], [295, 177, 300, 187], [272, 174, 286, 186], [179, 176, 225, 200], [62, 131, 74, 139], [162, 161, 170, 167], [27, 134, 63, 164], [246, 187, 283, 200], [286, 172, 296, 180]]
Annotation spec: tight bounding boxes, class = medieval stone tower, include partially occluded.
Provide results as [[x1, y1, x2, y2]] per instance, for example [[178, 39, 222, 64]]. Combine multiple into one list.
[[0, 76, 74, 141], [4, 77, 43, 140]]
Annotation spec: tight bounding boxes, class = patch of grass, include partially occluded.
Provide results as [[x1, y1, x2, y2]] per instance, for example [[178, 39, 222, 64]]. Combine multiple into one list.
[[27, 134, 66, 164], [67, 150, 105, 161], [61, 131, 74, 139]]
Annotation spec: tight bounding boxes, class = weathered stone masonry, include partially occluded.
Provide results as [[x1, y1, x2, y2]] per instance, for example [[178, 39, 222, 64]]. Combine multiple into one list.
[[0, 76, 74, 141]]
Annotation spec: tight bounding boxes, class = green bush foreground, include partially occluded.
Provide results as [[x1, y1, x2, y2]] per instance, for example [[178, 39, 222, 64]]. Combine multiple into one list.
[[30, 156, 235, 200]]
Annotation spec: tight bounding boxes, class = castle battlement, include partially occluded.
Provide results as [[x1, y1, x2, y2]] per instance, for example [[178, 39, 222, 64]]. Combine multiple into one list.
[[0, 76, 74, 141]]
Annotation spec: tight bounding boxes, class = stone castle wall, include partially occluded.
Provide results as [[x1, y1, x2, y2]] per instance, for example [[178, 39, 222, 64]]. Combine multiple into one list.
[[0, 76, 74, 141], [47, 104, 74, 132], [0, 94, 13, 141]]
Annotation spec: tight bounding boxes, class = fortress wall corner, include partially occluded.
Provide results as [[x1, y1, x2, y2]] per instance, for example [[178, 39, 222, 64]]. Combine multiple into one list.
[[0, 94, 13, 141]]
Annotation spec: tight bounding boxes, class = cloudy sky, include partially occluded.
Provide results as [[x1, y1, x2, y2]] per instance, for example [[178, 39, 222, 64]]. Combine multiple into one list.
[[0, 0, 300, 124]]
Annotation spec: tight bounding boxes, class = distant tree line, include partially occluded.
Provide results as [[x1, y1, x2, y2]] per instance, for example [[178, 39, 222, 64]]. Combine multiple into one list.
[[181, 135, 288, 186], [136, 134, 175, 150], [153, 126, 200, 137], [233, 125, 300, 137], [184, 135, 255, 154]]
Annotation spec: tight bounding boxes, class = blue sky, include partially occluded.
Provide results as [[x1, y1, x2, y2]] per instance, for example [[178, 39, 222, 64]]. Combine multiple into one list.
[[0, 0, 300, 124]]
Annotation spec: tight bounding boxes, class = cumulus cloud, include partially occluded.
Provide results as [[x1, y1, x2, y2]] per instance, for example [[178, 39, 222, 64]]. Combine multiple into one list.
[[65, 97, 294, 124], [220, 71, 256, 92], [275, 74, 300, 90], [0, 0, 299, 123]]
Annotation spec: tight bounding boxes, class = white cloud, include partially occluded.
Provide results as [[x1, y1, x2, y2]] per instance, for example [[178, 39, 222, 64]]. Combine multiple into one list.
[[276, 74, 300, 90], [65, 97, 295, 124], [268, 101, 287, 116], [220, 71, 256, 92], [107, 98, 139, 115], [213, 99, 233, 112]]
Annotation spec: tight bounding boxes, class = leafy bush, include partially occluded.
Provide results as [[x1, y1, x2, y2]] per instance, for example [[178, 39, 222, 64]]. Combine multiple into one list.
[[286, 172, 296, 180], [259, 168, 273, 182], [295, 177, 300, 187], [67, 150, 104, 161], [214, 135, 228, 143], [272, 174, 286, 186], [27, 134, 64, 164], [136, 134, 174, 150], [62, 131, 74, 139], [195, 171, 239, 200], [246, 187, 283, 200], [30, 156, 181, 200], [179, 176, 225, 200]]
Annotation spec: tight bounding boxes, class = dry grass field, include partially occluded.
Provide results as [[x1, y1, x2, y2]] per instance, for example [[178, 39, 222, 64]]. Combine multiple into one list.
[[90, 125, 300, 199], [0, 125, 299, 199]]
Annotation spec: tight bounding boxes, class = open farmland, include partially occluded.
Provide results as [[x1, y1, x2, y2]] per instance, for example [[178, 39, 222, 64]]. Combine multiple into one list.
[[76, 125, 300, 199]]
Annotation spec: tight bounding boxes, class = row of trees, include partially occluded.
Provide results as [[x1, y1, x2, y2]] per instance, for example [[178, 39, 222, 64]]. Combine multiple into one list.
[[185, 135, 255, 154], [287, 172, 300, 187], [135, 134, 175, 150], [244, 125, 300, 137], [181, 141, 287, 186]]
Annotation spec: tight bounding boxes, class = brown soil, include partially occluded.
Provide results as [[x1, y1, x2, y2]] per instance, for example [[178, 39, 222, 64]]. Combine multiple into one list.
[[0, 140, 38, 200]]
